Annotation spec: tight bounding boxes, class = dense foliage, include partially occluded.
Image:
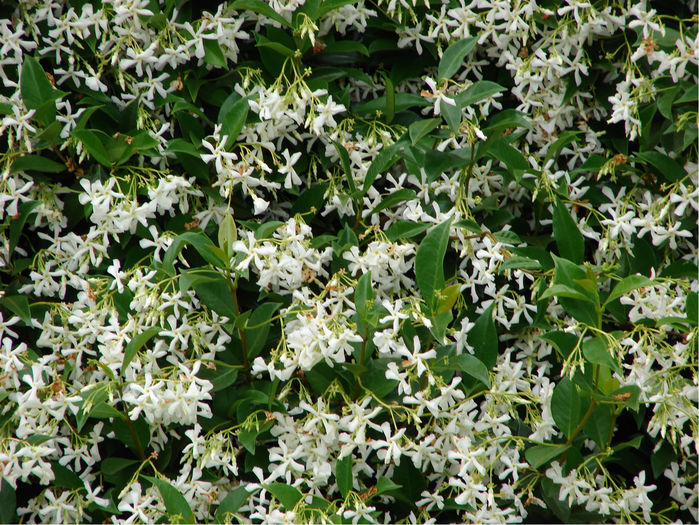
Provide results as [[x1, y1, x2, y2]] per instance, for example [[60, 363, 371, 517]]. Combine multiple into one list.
[[0, 0, 697, 523]]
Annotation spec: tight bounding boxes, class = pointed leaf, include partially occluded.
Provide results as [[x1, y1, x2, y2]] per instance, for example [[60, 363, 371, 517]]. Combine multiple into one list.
[[264, 483, 303, 510], [409, 118, 441, 145], [415, 219, 452, 312], [438, 37, 477, 80], [467, 303, 498, 369], [525, 444, 569, 468], [603, 274, 653, 307], [336, 454, 353, 498], [553, 196, 584, 264], [215, 486, 251, 523], [551, 377, 588, 439], [122, 327, 161, 373], [144, 476, 195, 524]]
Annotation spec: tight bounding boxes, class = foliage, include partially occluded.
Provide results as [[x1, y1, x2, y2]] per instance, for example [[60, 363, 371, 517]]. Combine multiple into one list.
[[0, 0, 697, 523]]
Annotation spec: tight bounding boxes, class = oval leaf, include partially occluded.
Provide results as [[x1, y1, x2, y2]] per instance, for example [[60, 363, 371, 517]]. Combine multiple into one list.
[[415, 219, 452, 312], [438, 37, 477, 80]]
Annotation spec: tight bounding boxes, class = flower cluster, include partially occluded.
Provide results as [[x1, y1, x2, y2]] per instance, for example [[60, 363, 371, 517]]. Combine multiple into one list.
[[0, 0, 696, 523]]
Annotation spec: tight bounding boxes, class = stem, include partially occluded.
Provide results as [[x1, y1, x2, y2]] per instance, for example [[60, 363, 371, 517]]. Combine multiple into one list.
[[228, 274, 252, 382], [354, 326, 370, 400]]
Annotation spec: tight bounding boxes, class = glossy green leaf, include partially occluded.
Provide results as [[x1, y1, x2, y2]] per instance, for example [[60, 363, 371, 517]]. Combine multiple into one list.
[[214, 486, 251, 523], [203, 39, 228, 68], [583, 404, 613, 449], [525, 444, 569, 468], [540, 284, 595, 303], [161, 231, 228, 275], [409, 118, 441, 145], [440, 97, 462, 133], [362, 142, 402, 193], [354, 271, 374, 318], [264, 483, 303, 510], [551, 377, 588, 439], [0, 295, 32, 326], [467, 303, 498, 369], [553, 196, 584, 264], [603, 274, 652, 307], [72, 129, 112, 167], [10, 155, 65, 174], [582, 336, 621, 375], [370, 188, 416, 215], [218, 210, 237, 258], [455, 80, 506, 107], [336, 454, 353, 499], [636, 150, 686, 182], [375, 476, 402, 495], [450, 353, 490, 387], [438, 37, 477, 80], [0, 479, 17, 524], [415, 219, 452, 312], [230, 0, 293, 28], [122, 326, 161, 373], [333, 141, 356, 194], [21, 56, 57, 110], [385, 221, 429, 241], [144, 476, 196, 524], [220, 97, 249, 147], [246, 301, 282, 358], [9, 200, 40, 258], [322, 40, 369, 56]]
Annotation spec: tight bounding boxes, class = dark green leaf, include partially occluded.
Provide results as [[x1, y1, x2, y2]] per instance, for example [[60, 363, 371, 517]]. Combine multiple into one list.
[[231, 0, 293, 28], [220, 97, 249, 147], [323, 40, 369, 56], [581, 336, 621, 375], [336, 454, 353, 498], [0, 478, 17, 524], [264, 483, 303, 510], [440, 97, 462, 133], [122, 327, 161, 373], [246, 302, 282, 358], [203, 39, 228, 68], [354, 271, 374, 318], [553, 196, 584, 264], [215, 486, 251, 523], [415, 219, 452, 312], [583, 404, 613, 449], [525, 444, 569, 468], [161, 231, 228, 275], [72, 129, 112, 167], [144, 476, 196, 523], [385, 221, 429, 241], [450, 353, 490, 387], [438, 37, 477, 80], [11, 155, 65, 174], [467, 304, 498, 369], [375, 476, 402, 495], [21, 56, 57, 110], [603, 274, 652, 307], [455, 81, 506, 107], [370, 189, 416, 215], [333, 141, 356, 194], [0, 294, 31, 325], [551, 377, 588, 439], [636, 150, 686, 182], [408, 118, 441, 145]]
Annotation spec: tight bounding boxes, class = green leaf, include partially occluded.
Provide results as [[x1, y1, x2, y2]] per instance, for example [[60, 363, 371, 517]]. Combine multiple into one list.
[[438, 37, 477, 80], [333, 141, 356, 195], [336, 454, 353, 499], [409, 118, 441, 145], [540, 284, 595, 303], [583, 404, 613, 449], [218, 210, 237, 259], [256, 33, 296, 58], [544, 130, 582, 165], [382, 73, 395, 123], [375, 476, 402, 495], [10, 155, 65, 174], [450, 353, 490, 387], [370, 188, 416, 215], [144, 476, 196, 524], [246, 301, 282, 358], [21, 56, 57, 110], [264, 483, 303, 510], [440, 97, 462, 133], [551, 377, 588, 440], [385, 221, 429, 241], [483, 109, 532, 132], [455, 81, 506, 107], [581, 336, 621, 375], [500, 256, 542, 272], [686, 291, 698, 325], [72, 129, 112, 167], [525, 444, 569, 468], [415, 219, 452, 312], [354, 271, 374, 319], [161, 231, 228, 275], [467, 304, 498, 369], [220, 97, 249, 147], [435, 283, 461, 315], [230, 0, 293, 28], [323, 40, 369, 56], [553, 196, 584, 264], [215, 486, 251, 523], [636, 150, 686, 182], [203, 39, 228, 68], [362, 142, 402, 193], [8, 206, 41, 257], [603, 274, 652, 307], [122, 326, 161, 373], [0, 294, 31, 325], [487, 139, 528, 176], [353, 93, 430, 115], [0, 478, 17, 524]]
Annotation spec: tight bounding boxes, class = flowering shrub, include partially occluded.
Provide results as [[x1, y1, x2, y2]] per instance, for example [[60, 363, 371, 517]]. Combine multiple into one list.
[[0, 0, 697, 523]]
